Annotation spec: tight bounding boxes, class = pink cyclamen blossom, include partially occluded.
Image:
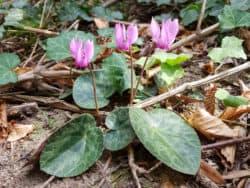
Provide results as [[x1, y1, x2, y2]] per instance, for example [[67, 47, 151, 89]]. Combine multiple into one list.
[[114, 23, 138, 51], [70, 38, 94, 68], [150, 17, 179, 51]]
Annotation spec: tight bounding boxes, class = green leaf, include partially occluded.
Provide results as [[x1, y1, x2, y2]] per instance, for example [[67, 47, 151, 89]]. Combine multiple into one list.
[[104, 108, 135, 151], [97, 28, 114, 37], [208, 36, 247, 62], [102, 53, 134, 94], [13, 0, 28, 8], [206, 0, 225, 17], [218, 5, 250, 30], [91, 6, 123, 21], [129, 108, 201, 175], [231, 0, 250, 11], [58, 0, 92, 22], [180, 3, 201, 26], [153, 52, 192, 66], [215, 88, 230, 100], [155, 63, 184, 88], [40, 114, 103, 177], [223, 95, 249, 107], [4, 8, 24, 28], [73, 71, 115, 109], [46, 31, 102, 61], [215, 88, 249, 107], [0, 25, 4, 39], [0, 53, 20, 85]]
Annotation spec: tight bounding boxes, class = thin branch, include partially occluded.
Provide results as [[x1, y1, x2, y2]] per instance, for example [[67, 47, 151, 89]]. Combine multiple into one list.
[[103, 0, 117, 7], [134, 62, 250, 108], [39, 176, 55, 188], [39, 0, 48, 28], [170, 23, 219, 51], [196, 0, 207, 33], [128, 145, 142, 188], [23, 26, 59, 36], [202, 136, 250, 150]]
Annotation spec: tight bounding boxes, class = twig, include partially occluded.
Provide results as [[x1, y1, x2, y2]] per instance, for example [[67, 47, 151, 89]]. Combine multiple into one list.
[[128, 145, 141, 188], [134, 61, 250, 108], [66, 19, 80, 31], [202, 136, 250, 150], [196, 0, 207, 33], [222, 119, 250, 127], [0, 94, 108, 116], [23, 26, 59, 36], [103, 0, 117, 7], [39, 176, 55, 188], [88, 66, 100, 116], [170, 23, 219, 51], [22, 38, 40, 67], [97, 154, 112, 188], [39, 0, 48, 28]]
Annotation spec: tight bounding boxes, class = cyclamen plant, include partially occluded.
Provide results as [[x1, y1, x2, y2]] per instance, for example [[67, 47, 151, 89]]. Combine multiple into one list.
[[40, 17, 201, 179]]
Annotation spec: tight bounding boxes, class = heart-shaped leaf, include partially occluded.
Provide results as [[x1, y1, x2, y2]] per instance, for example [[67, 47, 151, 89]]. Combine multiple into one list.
[[155, 63, 184, 89], [46, 31, 102, 61], [218, 5, 250, 30], [0, 53, 20, 85], [104, 108, 135, 151], [102, 53, 134, 94], [73, 71, 115, 109], [208, 36, 246, 62], [40, 114, 103, 177], [153, 52, 192, 66], [129, 108, 201, 175]]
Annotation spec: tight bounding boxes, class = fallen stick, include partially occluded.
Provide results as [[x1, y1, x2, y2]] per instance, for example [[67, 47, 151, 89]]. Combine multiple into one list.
[[134, 62, 250, 108], [170, 23, 219, 51], [202, 136, 250, 150]]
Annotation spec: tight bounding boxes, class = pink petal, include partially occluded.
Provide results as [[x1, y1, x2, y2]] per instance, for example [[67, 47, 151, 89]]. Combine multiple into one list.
[[70, 38, 82, 56], [83, 39, 94, 64], [127, 24, 138, 46], [162, 19, 179, 46], [115, 23, 126, 50], [150, 17, 160, 41]]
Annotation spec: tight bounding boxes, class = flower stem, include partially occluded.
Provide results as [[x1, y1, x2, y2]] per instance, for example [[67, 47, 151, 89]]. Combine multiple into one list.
[[88, 65, 99, 116], [131, 56, 149, 103], [131, 44, 154, 103], [129, 49, 134, 105]]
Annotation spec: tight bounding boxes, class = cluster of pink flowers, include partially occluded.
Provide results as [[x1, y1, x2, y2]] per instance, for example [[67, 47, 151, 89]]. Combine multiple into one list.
[[69, 17, 179, 68]]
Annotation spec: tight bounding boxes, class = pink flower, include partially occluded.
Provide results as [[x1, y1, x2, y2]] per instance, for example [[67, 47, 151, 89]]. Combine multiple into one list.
[[69, 38, 94, 68], [114, 23, 138, 51], [150, 18, 179, 50]]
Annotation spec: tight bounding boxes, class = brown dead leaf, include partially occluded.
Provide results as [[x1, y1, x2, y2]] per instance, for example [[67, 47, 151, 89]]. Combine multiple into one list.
[[0, 100, 7, 128], [220, 126, 247, 165], [223, 170, 250, 180], [7, 123, 35, 142], [13, 67, 32, 74], [202, 61, 215, 74], [200, 160, 225, 184], [94, 17, 109, 29], [0, 100, 8, 139], [190, 108, 238, 140], [160, 172, 174, 188], [239, 28, 250, 52], [204, 84, 217, 115]]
